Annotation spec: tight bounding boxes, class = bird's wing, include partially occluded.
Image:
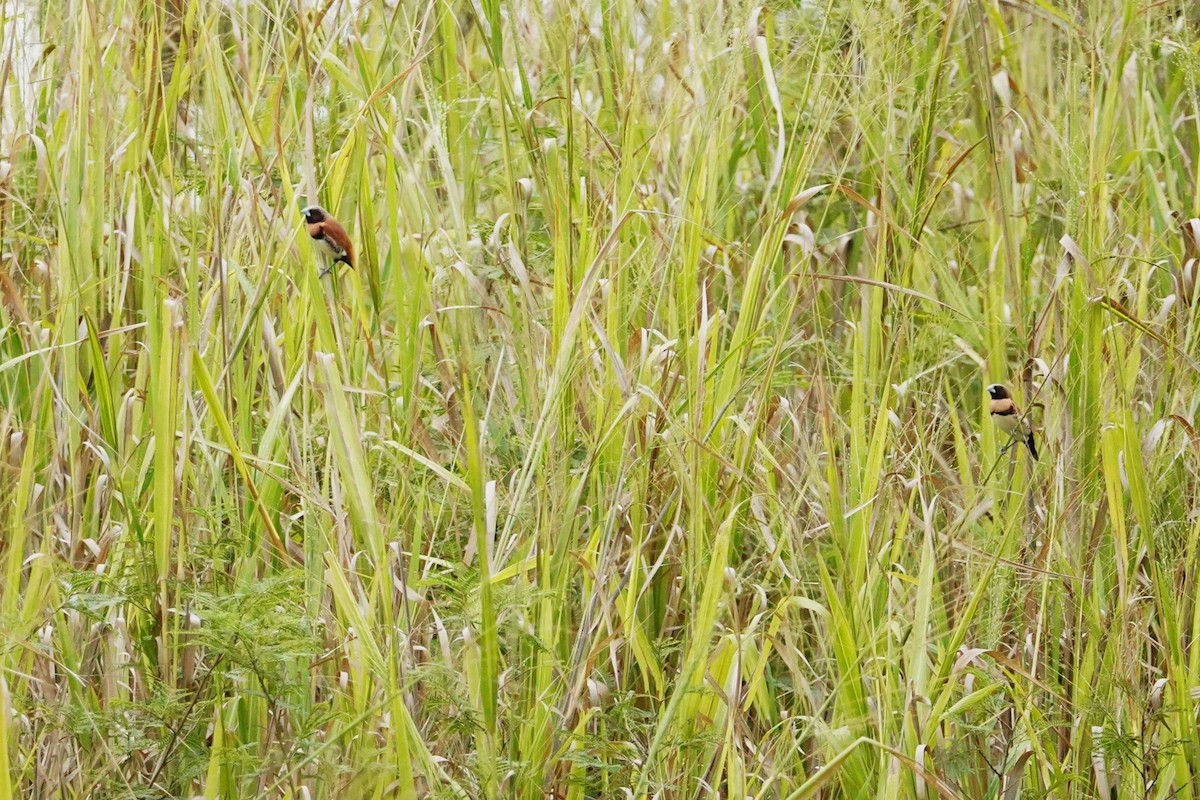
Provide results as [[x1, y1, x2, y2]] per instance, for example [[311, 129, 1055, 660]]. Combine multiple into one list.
[[322, 219, 355, 266]]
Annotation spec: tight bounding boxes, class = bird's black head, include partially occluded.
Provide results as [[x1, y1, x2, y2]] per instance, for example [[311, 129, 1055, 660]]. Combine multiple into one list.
[[301, 206, 327, 224], [986, 383, 1010, 400]]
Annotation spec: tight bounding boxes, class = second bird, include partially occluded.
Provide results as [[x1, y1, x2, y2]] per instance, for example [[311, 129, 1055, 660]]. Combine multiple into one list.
[[986, 383, 1037, 461], [302, 205, 354, 277]]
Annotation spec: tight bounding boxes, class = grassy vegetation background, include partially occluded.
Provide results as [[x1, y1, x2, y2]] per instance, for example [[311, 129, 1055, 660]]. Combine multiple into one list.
[[3, 0, 1200, 797]]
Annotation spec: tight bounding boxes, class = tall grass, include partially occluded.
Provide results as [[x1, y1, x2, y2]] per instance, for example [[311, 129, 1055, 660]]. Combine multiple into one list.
[[2, 0, 1200, 797]]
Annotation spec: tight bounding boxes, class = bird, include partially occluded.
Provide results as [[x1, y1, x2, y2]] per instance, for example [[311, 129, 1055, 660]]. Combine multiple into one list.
[[986, 383, 1037, 461], [301, 205, 354, 277]]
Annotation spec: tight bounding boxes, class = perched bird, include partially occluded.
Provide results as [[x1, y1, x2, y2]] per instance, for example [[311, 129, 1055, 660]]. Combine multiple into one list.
[[986, 383, 1037, 461], [301, 205, 354, 277]]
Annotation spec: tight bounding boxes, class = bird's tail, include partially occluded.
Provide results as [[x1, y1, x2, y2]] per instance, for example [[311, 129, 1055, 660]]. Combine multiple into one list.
[[1025, 433, 1038, 461]]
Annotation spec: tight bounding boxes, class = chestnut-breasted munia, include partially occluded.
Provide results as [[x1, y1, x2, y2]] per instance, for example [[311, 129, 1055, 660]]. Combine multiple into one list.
[[986, 383, 1037, 461], [301, 205, 354, 277]]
